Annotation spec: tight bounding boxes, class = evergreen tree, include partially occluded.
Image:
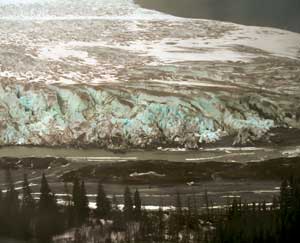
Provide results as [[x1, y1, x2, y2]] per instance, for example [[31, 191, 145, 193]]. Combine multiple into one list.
[[0, 189, 3, 235], [72, 176, 81, 225], [72, 178, 89, 225], [123, 186, 133, 222], [134, 189, 142, 221], [21, 173, 35, 239], [22, 173, 35, 211], [204, 189, 210, 217], [272, 196, 279, 210], [280, 179, 290, 215], [212, 178, 300, 243], [169, 192, 184, 242], [63, 182, 74, 228], [175, 191, 183, 216], [139, 209, 153, 242], [79, 180, 89, 223], [112, 194, 119, 211], [72, 176, 81, 208], [36, 173, 60, 242], [38, 173, 57, 212], [111, 206, 126, 232], [2, 168, 20, 237], [96, 182, 111, 219], [157, 205, 165, 243], [111, 193, 125, 232]]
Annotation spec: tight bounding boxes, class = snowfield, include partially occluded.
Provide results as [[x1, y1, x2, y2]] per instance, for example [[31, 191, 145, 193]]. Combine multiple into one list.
[[0, 0, 300, 148]]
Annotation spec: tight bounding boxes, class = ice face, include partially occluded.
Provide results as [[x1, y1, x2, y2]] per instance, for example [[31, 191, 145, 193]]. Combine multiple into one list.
[[0, 82, 281, 147], [0, 0, 299, 148]]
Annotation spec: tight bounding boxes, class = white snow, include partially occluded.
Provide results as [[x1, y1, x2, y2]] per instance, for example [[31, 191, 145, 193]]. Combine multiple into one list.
[[35, 27, 300, 77], [253, 189, 280, 194], [185, 152, 255, 162], [57, 78, 77, 85], [0, 0, 43, 4], [1, 0, 299, 87], [0, 0, 177, 21], [39, 46, 98, 65], [234, 26, 300, 60], [221, 195, 241, 198], [282, 146, 300, 157], [157, 147, 187, 152], [87, 202, 176, 211], [200, 147, 273, 152], [65, 156, 138, 163], [29, 183, 38, 187], [93, 28, 300, 63], [187, 181, 195, 186], [75, 202, 177, 211], [129, 171, 166, 177], [148, 79, 239, 88]]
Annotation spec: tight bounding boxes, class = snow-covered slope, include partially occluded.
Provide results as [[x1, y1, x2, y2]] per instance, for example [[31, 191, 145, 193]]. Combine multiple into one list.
[[0, 0, 300, 148]]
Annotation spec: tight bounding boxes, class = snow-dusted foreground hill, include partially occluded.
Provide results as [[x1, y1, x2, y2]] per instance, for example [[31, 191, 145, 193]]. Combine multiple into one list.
[[0, 0, 300, 148]]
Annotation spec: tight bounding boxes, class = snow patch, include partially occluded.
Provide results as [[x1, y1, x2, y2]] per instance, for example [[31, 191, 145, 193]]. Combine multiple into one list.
[[39, 46, 98, 65], [129, 171, 166, 177]]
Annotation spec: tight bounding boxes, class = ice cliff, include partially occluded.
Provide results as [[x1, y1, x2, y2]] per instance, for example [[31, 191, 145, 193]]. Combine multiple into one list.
[[1, 77, 299, 148], [0, 0, 300, 149]]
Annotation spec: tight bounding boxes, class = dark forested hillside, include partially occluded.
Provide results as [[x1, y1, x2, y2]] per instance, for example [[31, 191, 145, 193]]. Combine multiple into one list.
[[136, 0, 300, 32]]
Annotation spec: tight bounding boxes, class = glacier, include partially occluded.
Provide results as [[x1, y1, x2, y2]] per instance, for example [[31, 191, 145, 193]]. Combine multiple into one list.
[[0, 0, 300, 149]]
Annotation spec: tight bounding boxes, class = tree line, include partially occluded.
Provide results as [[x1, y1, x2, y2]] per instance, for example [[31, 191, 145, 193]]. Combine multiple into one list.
[[0, 169, 299, 242], [212, 176, 300, 243], [0, 169, 145, 242], [0, 170, 65, 242]]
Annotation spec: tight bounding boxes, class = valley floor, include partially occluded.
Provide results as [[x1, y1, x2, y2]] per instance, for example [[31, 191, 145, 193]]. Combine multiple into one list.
[[1, 145, 300, 208]]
